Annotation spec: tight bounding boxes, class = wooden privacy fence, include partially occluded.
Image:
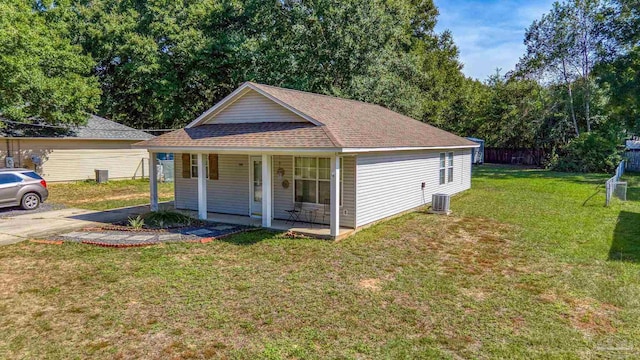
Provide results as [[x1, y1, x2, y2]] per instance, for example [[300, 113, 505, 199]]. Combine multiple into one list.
[[484, 148, 546, 166], [605, 161, 626, 206]]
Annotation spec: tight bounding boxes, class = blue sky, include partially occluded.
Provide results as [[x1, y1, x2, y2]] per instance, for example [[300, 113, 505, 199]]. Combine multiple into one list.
[[434, 0, 555, 80]]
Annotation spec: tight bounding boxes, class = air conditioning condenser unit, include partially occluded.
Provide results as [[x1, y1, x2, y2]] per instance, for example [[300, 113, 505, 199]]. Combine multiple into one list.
[[429, 193, 451, 215]]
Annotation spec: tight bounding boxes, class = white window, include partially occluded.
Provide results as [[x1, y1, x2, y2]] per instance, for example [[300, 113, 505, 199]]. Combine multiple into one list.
[[439, 152, 454, 184], [294, 157, 343, 205], [448, 152, 454, 183], [190, 154, 209, 178]]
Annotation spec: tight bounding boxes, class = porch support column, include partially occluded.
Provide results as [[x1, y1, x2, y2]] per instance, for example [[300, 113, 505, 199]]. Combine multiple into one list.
[[149, 151, 159, 212], [261, 154, 272, 227], [330, 155, 341, 237], [197, 153, 208, 220]]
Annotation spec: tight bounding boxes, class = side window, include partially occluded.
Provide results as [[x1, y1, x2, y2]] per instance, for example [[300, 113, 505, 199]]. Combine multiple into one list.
[[447, 152, 454, 183], [0, 174, 22, 185], [439, 153, 446, 185], [21, 171, 42, 180]]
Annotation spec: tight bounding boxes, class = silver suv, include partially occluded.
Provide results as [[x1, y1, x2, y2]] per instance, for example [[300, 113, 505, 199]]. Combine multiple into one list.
[[0, 168, 49, 210]]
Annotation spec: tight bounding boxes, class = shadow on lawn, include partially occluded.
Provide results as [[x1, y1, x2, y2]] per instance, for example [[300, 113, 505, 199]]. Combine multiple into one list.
[[609, 211, 640, 263]]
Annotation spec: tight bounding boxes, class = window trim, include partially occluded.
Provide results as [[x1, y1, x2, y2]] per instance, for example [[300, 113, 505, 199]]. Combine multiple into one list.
[[439, 152, 455, 185], [447, 152, 454, 183], [190, 154, 209, 179], [293, 156, 343, 206]]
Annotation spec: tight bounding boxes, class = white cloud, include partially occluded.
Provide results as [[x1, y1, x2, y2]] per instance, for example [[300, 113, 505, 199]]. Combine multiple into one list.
[[434, 0, 555, 80]]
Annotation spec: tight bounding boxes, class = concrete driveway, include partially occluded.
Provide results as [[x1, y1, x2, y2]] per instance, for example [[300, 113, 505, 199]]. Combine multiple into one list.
[[0, 205, 152, 246]]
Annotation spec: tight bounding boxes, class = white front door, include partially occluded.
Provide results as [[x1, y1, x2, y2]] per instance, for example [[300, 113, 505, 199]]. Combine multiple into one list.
[[250, 156, 262, 216]]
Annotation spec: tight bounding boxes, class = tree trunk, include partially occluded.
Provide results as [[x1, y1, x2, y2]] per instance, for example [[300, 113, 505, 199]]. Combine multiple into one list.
[[562, 58, 579, 136], [584, 40, 591, 132]]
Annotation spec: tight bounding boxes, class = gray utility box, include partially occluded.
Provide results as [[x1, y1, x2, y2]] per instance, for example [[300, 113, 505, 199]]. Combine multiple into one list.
[[95, 169, 109, 183]]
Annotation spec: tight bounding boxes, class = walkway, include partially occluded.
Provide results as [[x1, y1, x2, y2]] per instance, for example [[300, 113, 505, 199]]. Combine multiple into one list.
[[58, 223, 247, 247], [0, 205, 151, 246]]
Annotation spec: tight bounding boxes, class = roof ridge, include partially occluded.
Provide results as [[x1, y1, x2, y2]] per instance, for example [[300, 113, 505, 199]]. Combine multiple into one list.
[[249, 82, 384, 108]]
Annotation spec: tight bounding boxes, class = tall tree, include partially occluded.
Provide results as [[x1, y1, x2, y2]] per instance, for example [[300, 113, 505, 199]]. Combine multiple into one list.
[[519, 0, 609, 135], [0, 0, 100, 127], [596, 0, 640, 134], [44, 0, 464, 130]]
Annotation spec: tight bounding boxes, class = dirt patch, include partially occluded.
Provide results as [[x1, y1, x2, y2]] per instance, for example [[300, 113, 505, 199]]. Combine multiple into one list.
[[460, 287, 488, 302], [565, 298, 619, 335], [358, 278, 382, 291], [414, 215, 516, 277], [538, 290, 619, 335]]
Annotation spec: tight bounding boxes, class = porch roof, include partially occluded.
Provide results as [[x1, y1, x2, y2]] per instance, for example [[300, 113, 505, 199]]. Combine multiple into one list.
[[136, 122, 338, 150]]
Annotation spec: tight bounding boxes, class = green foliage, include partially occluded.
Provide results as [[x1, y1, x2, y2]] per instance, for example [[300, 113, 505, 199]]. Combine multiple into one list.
[[39, 0, 463, 129], [128, 215, 145, 229], [0, 0, 100, 126], [596, 46, 640, 134], [143, 210, 194, 229], [550, 132, 623, 173]]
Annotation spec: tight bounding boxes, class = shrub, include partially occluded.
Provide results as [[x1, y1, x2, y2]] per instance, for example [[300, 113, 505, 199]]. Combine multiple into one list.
[[550, 132, 622, 173], [143, 210, 195, 228], [128, 215, 145, 229]]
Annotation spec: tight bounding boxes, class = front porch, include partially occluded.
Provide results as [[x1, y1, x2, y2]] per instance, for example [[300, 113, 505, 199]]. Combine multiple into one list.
[[148, 151, 355, 240], [176, 211, 354, 240]]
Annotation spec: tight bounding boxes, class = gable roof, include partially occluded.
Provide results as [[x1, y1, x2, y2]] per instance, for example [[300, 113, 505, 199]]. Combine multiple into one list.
[[0, 115, 154, 141], [138, 82, 477, 151]]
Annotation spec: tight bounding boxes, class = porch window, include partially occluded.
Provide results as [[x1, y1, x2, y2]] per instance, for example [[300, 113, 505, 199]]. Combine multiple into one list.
[[190, 154, 209, 178], [294, 157, 343, 205]]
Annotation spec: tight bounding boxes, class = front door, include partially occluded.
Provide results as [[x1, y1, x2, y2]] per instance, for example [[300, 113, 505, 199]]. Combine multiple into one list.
[[250, 156, 262, 216]]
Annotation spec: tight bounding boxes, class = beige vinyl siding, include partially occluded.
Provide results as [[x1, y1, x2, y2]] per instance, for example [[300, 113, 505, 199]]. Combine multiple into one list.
[[356, 149, 472, 227], [174, 153, 250, 215], [205, 89, 308, 124], [272, 155, 356, 228], [0, 139, 148, 182], [272, 155, 294, 221]]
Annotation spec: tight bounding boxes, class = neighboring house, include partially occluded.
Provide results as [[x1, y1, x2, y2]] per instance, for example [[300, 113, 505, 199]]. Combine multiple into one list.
[[135, 82, 478, 239], [0, 115, 153, 182]]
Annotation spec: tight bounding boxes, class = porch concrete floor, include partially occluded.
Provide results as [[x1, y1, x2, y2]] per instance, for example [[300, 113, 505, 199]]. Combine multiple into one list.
[[178, 210, 354, 240]]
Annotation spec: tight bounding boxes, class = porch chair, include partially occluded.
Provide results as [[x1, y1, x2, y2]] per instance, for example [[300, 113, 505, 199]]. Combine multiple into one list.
[[322, 199, 330, 223], [285, 199, 303, 225]]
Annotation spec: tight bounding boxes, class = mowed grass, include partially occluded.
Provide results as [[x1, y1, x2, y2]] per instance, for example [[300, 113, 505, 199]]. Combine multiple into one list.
[[1, 165, 640, 359], [48, 179, 174, 210]]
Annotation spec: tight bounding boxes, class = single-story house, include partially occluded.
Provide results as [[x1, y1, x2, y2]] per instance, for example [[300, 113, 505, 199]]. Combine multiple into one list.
[[0, 115, 154, 182], [135, 82, 478, 239]]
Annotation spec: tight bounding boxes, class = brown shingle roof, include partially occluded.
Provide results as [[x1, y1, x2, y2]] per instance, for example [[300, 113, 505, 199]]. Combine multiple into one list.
[[137, 82, 476, 150], [138, 122, 337, 149]]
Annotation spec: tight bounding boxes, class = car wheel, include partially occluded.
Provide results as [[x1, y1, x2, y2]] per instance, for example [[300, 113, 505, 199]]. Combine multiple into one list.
[[21, 193, 40, 210]]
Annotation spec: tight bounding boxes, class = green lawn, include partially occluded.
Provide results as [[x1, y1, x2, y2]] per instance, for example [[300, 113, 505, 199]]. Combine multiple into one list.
[[1, 165, 639, 359], [48, 179, 174, 210]]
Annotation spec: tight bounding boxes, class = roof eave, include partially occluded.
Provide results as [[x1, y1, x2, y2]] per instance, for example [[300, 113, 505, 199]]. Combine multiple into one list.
[[132, 144, 342, 154], [132, 144, 479, 153], [341, 145, 480, 153], [0, 136, 153, 141]]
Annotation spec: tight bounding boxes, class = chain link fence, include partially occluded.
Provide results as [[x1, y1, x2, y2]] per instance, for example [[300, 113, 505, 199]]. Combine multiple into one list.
[[605, 161, 626, 206], [158, 159, 174, 182]]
